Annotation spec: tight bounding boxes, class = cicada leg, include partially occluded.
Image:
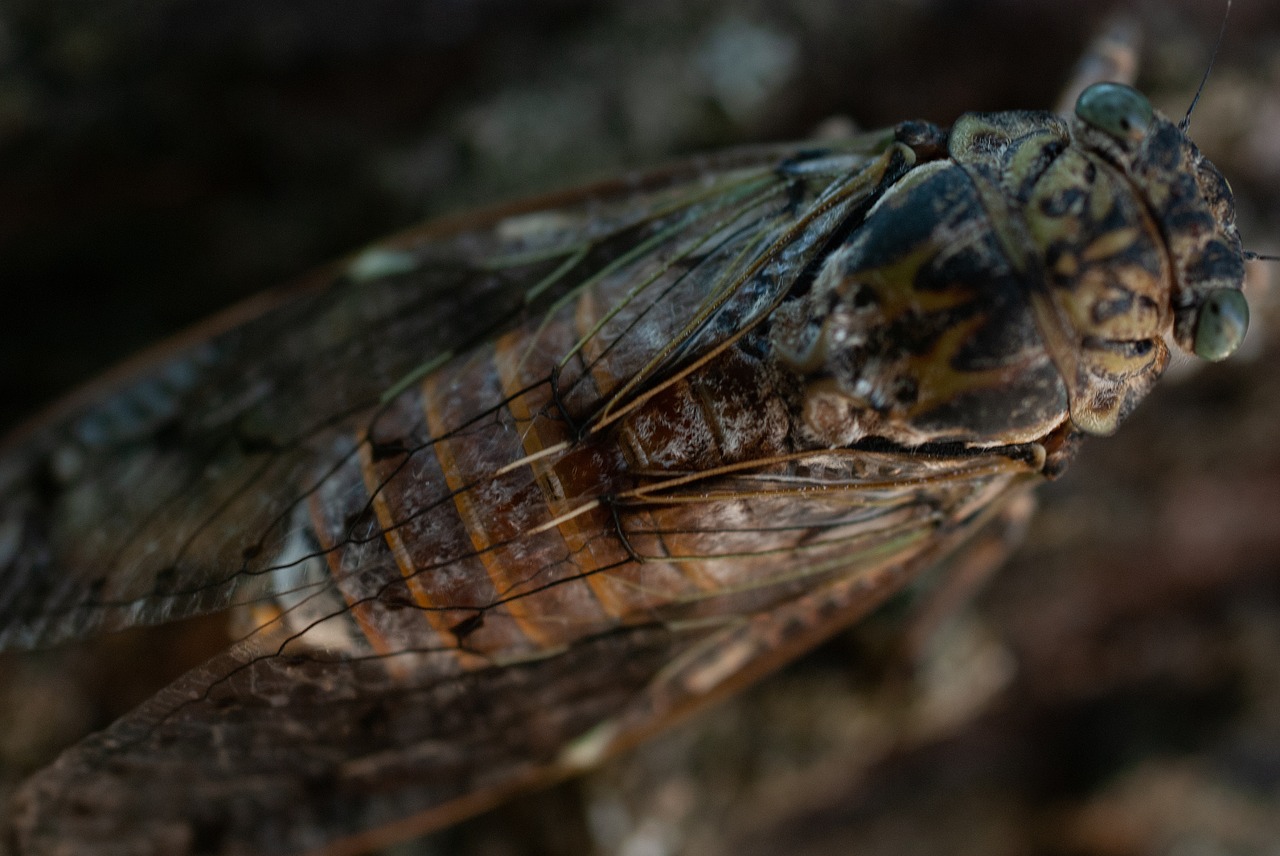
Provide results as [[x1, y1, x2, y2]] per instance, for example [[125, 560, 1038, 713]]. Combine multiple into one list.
[[1054, 13, 1142, 115]]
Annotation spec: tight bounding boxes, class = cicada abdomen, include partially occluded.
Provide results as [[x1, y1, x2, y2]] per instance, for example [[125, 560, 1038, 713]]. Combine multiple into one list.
[[0, 32, 1252, 856]]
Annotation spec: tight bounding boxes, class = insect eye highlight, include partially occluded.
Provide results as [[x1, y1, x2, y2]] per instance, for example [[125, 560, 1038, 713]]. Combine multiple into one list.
[[1194, 288, 1249, 361], [1075, 82, 1154, 142]]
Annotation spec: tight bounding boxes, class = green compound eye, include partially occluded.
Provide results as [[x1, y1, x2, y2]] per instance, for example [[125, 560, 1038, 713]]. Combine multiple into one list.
[[1194, 288, 1250, 361], [1075, 82, 1154, 142]]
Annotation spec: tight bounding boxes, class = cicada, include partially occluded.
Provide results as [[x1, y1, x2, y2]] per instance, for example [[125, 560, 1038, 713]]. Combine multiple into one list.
[[0, 11, 1255, 856]]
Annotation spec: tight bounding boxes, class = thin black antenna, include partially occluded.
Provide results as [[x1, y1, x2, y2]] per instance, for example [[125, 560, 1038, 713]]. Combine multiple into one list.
[[1181, 0, 1233, 132], [1245, 250, 1280, 262]]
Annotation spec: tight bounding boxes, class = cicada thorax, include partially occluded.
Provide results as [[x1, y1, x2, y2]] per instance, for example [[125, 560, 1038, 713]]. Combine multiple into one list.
[[769, 148, 1074, 450], [947, 108, 1179, 436]]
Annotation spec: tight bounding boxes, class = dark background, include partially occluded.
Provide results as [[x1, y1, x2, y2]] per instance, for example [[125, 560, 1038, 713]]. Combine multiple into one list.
[[2, 1, 1280, 854]]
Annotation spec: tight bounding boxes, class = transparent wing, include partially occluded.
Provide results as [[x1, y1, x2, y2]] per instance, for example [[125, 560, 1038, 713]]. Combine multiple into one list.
[[9, 457, 1033, 856], [2, 126, 1038, 855], [0, 139, 895, 651]]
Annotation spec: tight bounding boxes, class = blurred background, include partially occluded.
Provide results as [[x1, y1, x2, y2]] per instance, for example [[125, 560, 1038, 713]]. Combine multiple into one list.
[[1, 1, 1280, 854]]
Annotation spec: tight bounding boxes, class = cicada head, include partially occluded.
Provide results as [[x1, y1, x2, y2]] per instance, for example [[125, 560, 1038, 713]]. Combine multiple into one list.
[[1071, 82, 1248, 362]]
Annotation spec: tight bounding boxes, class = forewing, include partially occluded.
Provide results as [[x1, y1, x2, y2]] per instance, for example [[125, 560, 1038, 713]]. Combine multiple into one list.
[[9, 448, 1033, 856], [11, 623, 688, 856], [0, 141, 891, 651], [1, 127, 1005, 854]]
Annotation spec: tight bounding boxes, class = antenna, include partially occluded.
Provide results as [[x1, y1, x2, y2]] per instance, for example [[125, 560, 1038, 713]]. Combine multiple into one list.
[[1245, 250, 1280, 263], [1181, 0, 1233, 132]]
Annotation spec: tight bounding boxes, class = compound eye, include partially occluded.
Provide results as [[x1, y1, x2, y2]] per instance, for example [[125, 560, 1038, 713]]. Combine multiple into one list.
[[1194, 288, 1249, 361], [1075, 82, 1154, 142]]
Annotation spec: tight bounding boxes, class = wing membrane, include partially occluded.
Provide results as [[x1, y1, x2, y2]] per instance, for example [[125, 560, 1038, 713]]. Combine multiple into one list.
[[0, 130, 1026, 855], [0, 142, 888, 651], [10, 459, 1030, 856]]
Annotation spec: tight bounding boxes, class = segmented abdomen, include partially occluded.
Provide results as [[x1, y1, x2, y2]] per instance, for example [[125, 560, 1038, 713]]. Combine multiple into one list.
[[291, 225, 959, 672]]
